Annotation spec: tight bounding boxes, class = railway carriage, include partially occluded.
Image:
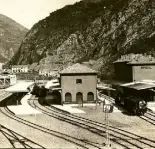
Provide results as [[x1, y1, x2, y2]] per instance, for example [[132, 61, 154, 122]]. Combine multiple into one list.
[[123, 96, 147, 115], [114, 85, 148, 115]]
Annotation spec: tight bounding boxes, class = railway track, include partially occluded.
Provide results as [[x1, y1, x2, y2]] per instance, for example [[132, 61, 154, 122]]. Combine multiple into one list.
[[0, 106, 102, 149], [140, 110, 155, 125], [28, 97, 155, 149], [0, 125, 45, 148], [99, 93, 155, 126], [98, 92, 115, 104]]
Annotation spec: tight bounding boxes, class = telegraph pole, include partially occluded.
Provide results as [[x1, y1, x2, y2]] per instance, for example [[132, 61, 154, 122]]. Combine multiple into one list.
[[103, 104, 113, 148]]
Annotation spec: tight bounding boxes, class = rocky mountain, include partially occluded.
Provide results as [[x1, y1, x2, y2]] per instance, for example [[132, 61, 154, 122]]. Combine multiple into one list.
[[12, 0, 155, 79], [0, 14, 28, 62]]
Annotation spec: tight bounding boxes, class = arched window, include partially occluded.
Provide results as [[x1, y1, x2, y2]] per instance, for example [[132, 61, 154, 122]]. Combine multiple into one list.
[[76, 92, 83, 103], [65, 92, 72, 102], [87, 92, 94, 101]]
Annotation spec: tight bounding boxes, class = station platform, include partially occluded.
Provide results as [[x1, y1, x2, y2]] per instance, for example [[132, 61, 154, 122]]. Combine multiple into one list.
[[7, 94, 42, 115], [52, 104, 85, 114], [148, 107, 155, 112], [147, 102, 155, 112], [5, 81, 34, 93], [52, 103, 121, 114]]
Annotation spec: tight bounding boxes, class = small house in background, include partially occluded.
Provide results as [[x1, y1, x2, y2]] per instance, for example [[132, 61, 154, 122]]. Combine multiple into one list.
[[60, 63, 97, 104], [39, 64, 59, 77], [12, 65, 29, 73], [0, 73, 16, 88], [114, 54, 155, 82]]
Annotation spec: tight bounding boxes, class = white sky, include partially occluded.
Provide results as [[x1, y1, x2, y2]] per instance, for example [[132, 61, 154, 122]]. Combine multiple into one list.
[[0, 0, 81, 29]]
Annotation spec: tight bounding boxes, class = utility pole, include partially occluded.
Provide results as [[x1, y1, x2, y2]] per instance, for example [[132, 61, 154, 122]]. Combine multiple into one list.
[[103, 104, 113, 148], [105, 111, 110, 147]]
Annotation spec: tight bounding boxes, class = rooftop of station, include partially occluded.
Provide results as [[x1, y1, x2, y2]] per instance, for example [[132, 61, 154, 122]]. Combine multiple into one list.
[[5, 81, 34, 93]]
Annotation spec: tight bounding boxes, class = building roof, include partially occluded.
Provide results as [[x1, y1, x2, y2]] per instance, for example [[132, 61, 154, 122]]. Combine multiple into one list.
[[5, 81, 34, 93], [121, 82, 155, 90], [127, 61, 155, 65], [60, 63, 97, 74], [97, 84, 116, 91], [113, 60, 155, 65], [113, 61, 129, 64]]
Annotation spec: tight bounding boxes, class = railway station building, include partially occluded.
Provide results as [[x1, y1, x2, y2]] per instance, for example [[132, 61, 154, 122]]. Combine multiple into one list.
[[60, 63, 97, 104], [120, 81, 155, 102], [114, 61, 155, 82], [112, 55, 155, 103]]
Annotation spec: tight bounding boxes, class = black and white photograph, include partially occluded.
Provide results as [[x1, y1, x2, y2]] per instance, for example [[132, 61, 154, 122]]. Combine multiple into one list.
[[0, 0, 155, 148]]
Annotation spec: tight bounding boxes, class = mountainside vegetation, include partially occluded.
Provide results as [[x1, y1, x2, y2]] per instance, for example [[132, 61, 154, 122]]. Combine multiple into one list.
[[12, 0, 155, 79], [0, 14, 28, 62]]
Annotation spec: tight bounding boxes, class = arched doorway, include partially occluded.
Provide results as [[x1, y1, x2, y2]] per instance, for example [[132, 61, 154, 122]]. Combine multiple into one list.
[[87, 92, 94, 101], [76, 92, 83, 103], [65, 92, 72, 102]]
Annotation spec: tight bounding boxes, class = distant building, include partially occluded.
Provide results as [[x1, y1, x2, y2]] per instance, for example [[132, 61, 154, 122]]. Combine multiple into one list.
[[39, 65, 59, 77], [60, 63, 97, 103], [120, 81, 155, 102], [0, 74, 16, 88], [114, 61, 155, 82], [12, 65, 29, 73]]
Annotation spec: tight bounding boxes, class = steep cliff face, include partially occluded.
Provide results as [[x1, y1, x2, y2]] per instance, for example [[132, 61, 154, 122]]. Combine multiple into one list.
[[12, 0, 155, 79], [0, 14, 28, 62]]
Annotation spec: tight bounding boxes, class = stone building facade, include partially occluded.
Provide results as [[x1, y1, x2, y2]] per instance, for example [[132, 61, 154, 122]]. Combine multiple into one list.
[[60, 63, 97, 103], [114, 61, 155, 82]]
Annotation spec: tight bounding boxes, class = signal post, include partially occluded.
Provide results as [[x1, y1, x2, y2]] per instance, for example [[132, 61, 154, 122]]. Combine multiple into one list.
[[103, 103, 113, 148]]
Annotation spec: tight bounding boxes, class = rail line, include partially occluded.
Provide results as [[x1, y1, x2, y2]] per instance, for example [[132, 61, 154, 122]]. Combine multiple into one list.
[[140, 110, 155, 125], [0, 125, 45, 148], [0, 106, 99, 149], [99, 93, 155, 126], [98, 93, 115, 104], [28, 97, 155, 149]]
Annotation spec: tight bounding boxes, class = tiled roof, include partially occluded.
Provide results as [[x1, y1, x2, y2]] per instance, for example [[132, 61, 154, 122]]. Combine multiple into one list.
[[121, 82, 155, 90], [60, 63, 97, 74], [113, 60, 155, 65], [127, 61, 155, 65]]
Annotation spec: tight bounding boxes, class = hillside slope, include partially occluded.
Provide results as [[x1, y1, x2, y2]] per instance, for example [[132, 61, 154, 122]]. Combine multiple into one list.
[[12, 0, 155, 79], [0, 14, 28, 62]]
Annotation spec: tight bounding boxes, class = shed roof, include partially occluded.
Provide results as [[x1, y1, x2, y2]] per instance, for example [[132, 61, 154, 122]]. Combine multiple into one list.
[[121, 82, 155, 90], [5, 81, 34, 93], [60, 63, 97, 74], [127, 62, 155, 65], [97, 85, 116, 91], [113, 60, 155, 65]]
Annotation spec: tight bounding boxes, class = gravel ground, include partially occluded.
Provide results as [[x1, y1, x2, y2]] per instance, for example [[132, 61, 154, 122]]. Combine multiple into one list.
[[0, 107, 107, 148], [0, 103, 155, 148], [75, 104, 155, 147]]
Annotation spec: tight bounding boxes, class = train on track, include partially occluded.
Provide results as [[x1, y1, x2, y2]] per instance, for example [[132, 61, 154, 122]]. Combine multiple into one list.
[[98, 85, 147, 115], [30, 84, 61, 105], [115, 94, 147, 115]]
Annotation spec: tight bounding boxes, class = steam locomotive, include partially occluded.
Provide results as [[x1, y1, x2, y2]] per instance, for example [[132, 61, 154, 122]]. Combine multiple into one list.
[[30, 84, 61, 105], [98, 85, 147, 115], [115, 93, 147, 115]]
